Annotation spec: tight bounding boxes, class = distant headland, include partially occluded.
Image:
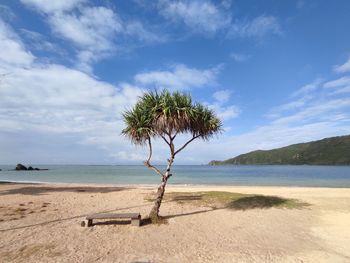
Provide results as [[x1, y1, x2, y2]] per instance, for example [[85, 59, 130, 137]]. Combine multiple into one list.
[[209, 134, 350, 165]]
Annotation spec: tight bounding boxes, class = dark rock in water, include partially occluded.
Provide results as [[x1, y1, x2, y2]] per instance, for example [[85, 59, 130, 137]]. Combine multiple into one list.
[[16, 164, 28, 171], [15, 164, 48, 171]]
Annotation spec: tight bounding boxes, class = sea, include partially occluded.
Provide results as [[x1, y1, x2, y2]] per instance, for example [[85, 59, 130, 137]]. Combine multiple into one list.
[[1, 165, 350, 187]]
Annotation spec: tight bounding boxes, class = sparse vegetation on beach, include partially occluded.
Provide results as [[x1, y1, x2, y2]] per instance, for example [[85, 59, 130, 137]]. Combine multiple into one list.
[[145, 191, 308, 210]]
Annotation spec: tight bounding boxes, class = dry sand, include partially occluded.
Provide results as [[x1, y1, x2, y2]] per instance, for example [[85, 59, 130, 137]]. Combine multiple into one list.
[[0, 183, 350, 263]]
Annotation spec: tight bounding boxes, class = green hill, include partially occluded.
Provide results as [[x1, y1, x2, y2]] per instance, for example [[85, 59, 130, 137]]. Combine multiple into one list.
[[209, 135, 350, 165]]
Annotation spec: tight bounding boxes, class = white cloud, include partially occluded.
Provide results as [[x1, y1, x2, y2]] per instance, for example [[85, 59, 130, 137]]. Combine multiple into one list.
[[20, 29, 64, 54], [214, 104, 240, 121], [228, 15, 281, 38], [323, 76, 350, 95], [20, 1, 165, 73], [135, 64, 220, 90], [0, 4, 16, 21], [0, 19, 35, 68], [158, 0, 231, 33], [208, 89, 240, 121], [265, 76, 350, 125], [265, 79, 323, 119], [49, 6, 122, 72], [0, 19, 146, 164], [125, 21, 166, 43], [213, 89, 231, 103], [0, 63, 145, 163], [150, 1, 280, 40], [265, 96, 312, 119], [20, 1, 122, 73], [334, 56, 350, 73], [0, 64, 144, 132], [291, 78, 322, 97], [229, 53, 250, 62], [20, 0, 86, 13], [329, 86, 350, 95], [272, 98, 350, 125], [324, 76, 350, 88], [49, 7, 122, 48]]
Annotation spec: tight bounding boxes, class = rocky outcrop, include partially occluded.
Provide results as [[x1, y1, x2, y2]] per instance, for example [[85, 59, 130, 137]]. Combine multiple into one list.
[[28, 166, 41, 171], [15, 164, 48, 171], [16, 163, 28, 170]]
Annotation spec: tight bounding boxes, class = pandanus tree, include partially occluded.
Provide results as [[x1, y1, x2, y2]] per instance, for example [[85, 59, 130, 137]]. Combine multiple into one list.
[[122, 90, 221, 220]]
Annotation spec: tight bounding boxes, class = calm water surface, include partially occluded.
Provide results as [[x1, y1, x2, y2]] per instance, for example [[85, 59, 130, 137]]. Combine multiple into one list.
[[0, 165, 350, 187]]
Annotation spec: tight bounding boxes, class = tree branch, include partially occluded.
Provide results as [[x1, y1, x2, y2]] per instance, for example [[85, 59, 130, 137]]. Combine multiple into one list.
[[146, 137, 152, 163], [160, 134, 171, 146], [171, 131, 178, 141], [144, 137, 164, 177], [174, 134, 201, 156]]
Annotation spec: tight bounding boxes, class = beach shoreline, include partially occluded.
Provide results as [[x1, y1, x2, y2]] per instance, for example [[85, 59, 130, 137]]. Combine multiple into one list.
[[1, 182, 350, 262], [2, 180, 350, 189]]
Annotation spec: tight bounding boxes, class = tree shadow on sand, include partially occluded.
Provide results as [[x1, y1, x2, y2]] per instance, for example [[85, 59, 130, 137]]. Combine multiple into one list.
[[147, 192, 309, 222], [0, 184, 130, 196], [227, 195, 291, 210], [166, 192, 307, 211]]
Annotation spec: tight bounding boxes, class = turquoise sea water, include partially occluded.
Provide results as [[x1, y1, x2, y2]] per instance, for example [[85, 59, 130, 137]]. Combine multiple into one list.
[[1, 165, 350, 187]]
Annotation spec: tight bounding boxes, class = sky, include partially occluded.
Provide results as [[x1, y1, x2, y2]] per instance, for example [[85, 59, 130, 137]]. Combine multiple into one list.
[[0, 0, 350, 165]]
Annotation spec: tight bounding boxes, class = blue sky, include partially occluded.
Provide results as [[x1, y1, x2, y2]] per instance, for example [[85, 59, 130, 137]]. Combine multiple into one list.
[[0, 0, 350, 164]]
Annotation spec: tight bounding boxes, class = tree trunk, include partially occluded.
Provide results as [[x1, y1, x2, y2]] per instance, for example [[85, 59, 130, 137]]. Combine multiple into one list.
[[149, 158, 173, 219], [149, 176, 169, 219]]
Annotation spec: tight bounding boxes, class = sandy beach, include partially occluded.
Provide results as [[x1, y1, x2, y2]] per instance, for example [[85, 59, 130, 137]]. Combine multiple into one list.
[[0, 183, 350, 263]]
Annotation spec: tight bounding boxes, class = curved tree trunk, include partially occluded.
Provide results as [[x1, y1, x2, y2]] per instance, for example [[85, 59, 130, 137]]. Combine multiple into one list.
[[149, 175, 169, 219], [149, 157, 173, 219]]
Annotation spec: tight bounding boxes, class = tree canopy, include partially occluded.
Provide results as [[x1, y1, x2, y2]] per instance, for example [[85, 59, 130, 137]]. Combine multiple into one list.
[[122, 90, 221, 145]]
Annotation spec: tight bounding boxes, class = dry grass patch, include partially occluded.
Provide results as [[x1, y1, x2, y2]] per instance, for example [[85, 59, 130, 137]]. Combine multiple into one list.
[[145, 191, 309, 210]]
